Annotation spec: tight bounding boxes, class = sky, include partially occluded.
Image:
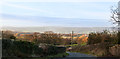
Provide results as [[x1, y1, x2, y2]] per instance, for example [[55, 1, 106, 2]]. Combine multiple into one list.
[[0, 0, 119, 27]]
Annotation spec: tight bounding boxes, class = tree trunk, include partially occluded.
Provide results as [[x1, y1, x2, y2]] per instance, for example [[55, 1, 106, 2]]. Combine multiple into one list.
[[118, 22, 120, 44]]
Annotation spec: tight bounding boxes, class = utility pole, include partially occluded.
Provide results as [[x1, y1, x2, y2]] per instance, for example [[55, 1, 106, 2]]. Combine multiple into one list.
[[71, 31, 74, 45]]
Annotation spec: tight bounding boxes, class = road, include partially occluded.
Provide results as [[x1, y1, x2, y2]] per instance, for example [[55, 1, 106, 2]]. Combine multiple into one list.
[[55, 52, 96, 59], [66, 52, 95, 57]]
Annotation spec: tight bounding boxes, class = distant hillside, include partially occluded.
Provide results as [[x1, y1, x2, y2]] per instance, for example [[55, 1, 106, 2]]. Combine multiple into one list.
[[2, 26, 114, 34]]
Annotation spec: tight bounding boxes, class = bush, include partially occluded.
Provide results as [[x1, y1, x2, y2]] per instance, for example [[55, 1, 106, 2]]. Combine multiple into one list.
[[41, 45, 66, 56], [87, 30, 118, 44], [69, 42, 114, 56], [2, 39, 43, 57], [109, 44, 120, 56], [33, 45, 43, 55], [13, 41, 34, 54], [68, 30, 119, 57], [118, 32, 120, 44], [2, 39, 66, 57]]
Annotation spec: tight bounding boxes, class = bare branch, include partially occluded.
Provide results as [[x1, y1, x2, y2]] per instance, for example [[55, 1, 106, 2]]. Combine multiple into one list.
[[111, 14, 118, 22], [111, 6, 119, 23]]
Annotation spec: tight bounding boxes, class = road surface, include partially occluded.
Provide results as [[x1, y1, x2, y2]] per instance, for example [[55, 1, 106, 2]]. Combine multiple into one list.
[[55, 52, 96, 59], [66, 52, 95, 57]]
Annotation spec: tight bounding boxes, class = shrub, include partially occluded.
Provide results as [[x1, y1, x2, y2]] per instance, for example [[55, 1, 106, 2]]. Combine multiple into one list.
[[2, 39, 43, 57], [69, 42, 114, 56], [109, 44, 120, 56], [87, 30, 118, 44], [118, 32, 120, 44], [42, 45, 66, 56], [2, 39, 66, 57]]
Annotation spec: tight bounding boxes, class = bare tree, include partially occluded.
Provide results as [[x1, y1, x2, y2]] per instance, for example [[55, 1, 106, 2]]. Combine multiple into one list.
[[111, 1, 120, 44]]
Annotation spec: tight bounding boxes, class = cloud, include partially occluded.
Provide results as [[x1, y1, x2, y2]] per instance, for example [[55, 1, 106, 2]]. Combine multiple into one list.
[[0, 1, 115, 27], [1, 2, 48, 13], [0, 14, 112, 27], [2, 0, 119, 2], [0, 1, 54, 16], [0, 18, 47, 27], [0, 1, 116, 18], [80, 11, 111, 20]]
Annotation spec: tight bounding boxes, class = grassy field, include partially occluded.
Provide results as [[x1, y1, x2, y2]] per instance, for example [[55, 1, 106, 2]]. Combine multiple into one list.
[[65, 43, 87, 47]]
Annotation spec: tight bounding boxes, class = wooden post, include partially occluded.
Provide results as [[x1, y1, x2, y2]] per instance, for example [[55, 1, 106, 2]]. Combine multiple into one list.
[[71, 31, 74, 45]]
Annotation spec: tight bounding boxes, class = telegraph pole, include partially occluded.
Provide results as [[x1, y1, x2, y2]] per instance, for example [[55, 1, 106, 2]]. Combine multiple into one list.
[[71, 31, 74, 45]]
